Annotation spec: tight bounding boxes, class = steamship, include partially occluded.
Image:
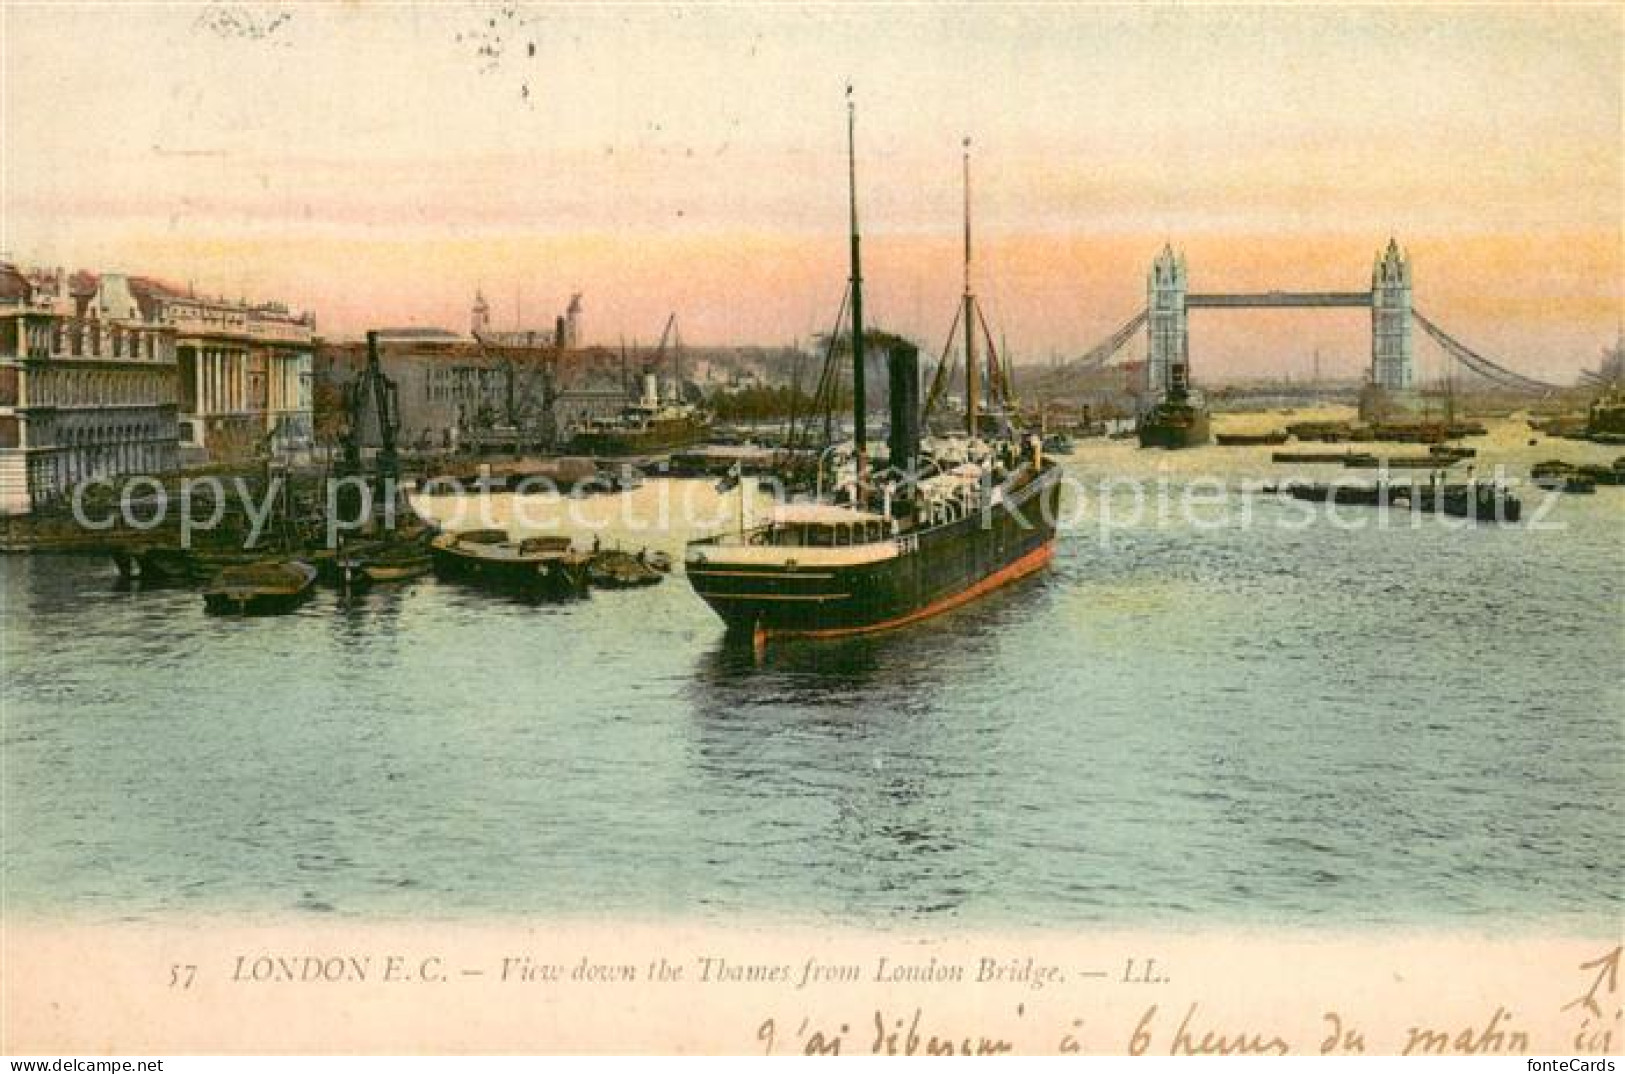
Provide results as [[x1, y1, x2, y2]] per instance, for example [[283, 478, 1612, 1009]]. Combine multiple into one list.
[[1137, 365, 1211, 449], [569, 373, 710, 456], [684, 103, 1062, 641]]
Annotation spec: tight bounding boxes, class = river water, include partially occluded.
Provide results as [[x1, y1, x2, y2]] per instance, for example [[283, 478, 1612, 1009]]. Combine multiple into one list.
[[4, 419, 1621, 929]]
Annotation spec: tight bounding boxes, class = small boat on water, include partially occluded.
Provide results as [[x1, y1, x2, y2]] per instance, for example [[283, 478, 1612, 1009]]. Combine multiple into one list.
[[111, 545, 196, 585], [1285, 420, 1362, 443], [1343, 453, 1460, 469], [586, 548, 664, 589], [114, 545, 266, 586], [1531, 460, 1573, 484], [1531, 460, 1598, 493], [1579, 460, 1625, 486], [337, 541, 434, 588], [203, 560, 318, 615], [430, 529, 590, 598], [1272, 450, 1354, 465], [1216, 430, 1288, 446], [1271, 481, 1521, 522], [1041, 433, 1075, 455]]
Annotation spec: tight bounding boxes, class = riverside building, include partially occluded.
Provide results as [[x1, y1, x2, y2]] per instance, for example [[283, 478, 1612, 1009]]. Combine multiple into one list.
[[0, 265, 179, 515]]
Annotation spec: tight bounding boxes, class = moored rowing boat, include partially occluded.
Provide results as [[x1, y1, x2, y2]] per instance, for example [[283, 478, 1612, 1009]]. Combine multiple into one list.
[[202, 560, 319, 615]]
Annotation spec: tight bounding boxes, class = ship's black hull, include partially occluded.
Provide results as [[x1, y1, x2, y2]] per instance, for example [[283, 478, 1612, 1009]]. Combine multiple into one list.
[[686, 463, 1062, 639], [569, 418, 711, 457], [1138, 405, 1211, 449]]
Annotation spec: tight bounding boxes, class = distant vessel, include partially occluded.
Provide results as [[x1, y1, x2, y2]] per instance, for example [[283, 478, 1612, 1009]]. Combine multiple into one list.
[[1587, 386, 1625, 440], [685, 103, 1061, 641], [1275, 480, 1521, 523], [568, 373, 710, 456], [1343, 452, 1461, 469], [1215, 430, 1287, 446], [1272, 450, 1355, 465], [1532, 460, 1600, 494], [1286, 420, 1363, 443], [1138, 365, 1211, 449]]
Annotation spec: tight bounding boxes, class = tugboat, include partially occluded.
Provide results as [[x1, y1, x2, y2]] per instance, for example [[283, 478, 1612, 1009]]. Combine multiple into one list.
[[685, 103, 1062, 641], [1137, 364, 1211, 448]]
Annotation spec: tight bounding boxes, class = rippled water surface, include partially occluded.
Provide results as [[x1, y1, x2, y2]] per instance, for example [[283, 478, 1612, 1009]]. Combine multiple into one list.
[[5, 432, 1622, 928]]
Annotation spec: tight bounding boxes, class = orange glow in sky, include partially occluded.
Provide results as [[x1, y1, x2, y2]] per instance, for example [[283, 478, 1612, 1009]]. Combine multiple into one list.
[[3, 4, 1619, 379]]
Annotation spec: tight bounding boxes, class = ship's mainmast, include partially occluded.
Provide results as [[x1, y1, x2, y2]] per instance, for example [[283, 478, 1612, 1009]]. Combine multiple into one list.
[[922, 137, 1011, 437], [963, 137, 979, 438], [847, 86, 868, 493]]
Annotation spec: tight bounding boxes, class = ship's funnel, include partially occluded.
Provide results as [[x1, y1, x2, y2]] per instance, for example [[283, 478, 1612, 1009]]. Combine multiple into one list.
[[1169, 362, 1191, 398], [641, 373, 659, 407], [887, 337, 921, 477]]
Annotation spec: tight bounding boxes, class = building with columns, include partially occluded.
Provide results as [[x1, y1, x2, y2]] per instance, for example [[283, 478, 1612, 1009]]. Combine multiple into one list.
[[109, 276, 316, 463], [0, 265, 180, 514]]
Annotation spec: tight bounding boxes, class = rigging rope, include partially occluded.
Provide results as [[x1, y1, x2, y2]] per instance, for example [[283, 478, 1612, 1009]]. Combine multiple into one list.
[[788, 283, 851, 453], [920, 303, 965, 425]]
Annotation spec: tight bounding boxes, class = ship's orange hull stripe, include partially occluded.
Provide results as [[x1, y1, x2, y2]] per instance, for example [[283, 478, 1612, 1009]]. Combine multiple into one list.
[[767, 540, 1055, 640]]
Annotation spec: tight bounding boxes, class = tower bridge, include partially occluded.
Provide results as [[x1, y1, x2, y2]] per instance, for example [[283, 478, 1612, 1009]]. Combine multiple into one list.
[[1041, 239, 1569, 399]]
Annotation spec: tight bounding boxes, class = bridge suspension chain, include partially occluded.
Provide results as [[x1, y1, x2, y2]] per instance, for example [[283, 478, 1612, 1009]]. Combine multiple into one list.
[[1033, 308, 1148, 388], [1412, 310, 1563, 395]]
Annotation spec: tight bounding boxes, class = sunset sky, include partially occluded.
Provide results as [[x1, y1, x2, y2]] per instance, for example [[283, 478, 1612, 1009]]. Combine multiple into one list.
[[3, 3, 1620, 380]]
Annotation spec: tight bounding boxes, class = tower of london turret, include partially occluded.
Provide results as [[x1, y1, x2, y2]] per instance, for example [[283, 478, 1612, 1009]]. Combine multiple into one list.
[[563, 293, 582, 349]]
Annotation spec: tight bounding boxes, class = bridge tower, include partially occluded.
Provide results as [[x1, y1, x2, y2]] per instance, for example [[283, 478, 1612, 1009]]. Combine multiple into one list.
[[1146, 244, 1188, 398], [1370, 238, 1414, 390]]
